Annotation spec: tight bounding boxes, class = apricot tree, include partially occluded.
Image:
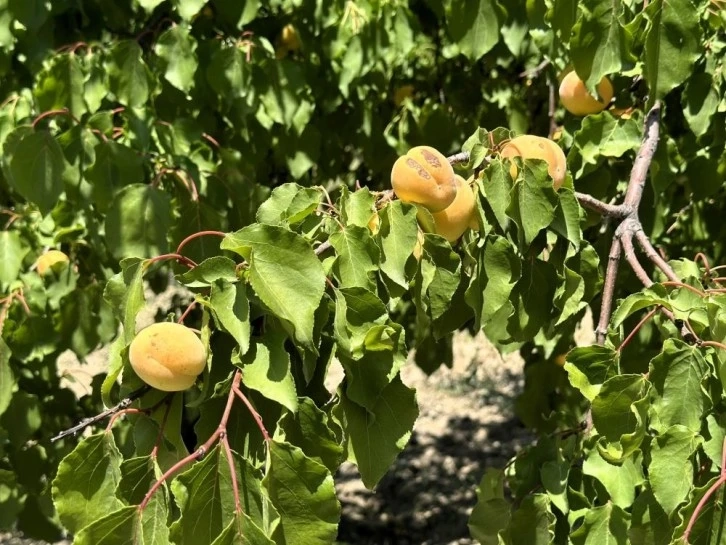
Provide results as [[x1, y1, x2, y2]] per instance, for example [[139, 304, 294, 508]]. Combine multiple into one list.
[[0, 1, 725, 544]]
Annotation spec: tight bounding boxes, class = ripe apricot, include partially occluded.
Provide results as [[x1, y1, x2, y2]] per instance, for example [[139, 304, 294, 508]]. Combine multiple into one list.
[[431, 175, 477, 242], [559, 71, 614, 116], [129, 322, 206, 392], [391, 146, 457, 213], [499, 135, 567, 190], [35, 250, 69, 275]]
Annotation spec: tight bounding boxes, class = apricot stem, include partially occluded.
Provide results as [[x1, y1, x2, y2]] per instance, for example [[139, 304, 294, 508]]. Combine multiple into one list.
[[221, 434, 242, 514], [105, 408, 146, 433], [150, 400, 174, 459], [617, 307, 659, 353], [233, 381, 271, 443], [683, 437, 726, 543]]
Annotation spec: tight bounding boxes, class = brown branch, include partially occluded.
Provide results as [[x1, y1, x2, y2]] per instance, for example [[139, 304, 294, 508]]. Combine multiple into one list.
[[595, 238, 622, 344], [620, 230, 653, 287], [623, 103, 661, 210], [575, 192, 627, 217], [633, 229, 679, 282], [446, 151, 470, 165], [50, 386, 151, 442]]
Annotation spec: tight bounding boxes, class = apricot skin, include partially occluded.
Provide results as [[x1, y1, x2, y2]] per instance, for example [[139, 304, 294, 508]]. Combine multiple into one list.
[[35, 250, 69, 275], [129, 322, 206, 392], [500, 135, 567, 190], [431, 175, 477, 242], [280, 24, 301, 51], [559, 71, 614, 116], [391, 146, 457, 213]]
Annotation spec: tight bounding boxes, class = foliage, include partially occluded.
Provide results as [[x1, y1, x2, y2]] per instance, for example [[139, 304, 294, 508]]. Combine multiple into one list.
[[1, 0, 726, 544]]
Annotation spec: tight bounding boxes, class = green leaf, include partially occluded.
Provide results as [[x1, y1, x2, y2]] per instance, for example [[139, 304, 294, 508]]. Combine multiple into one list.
[[7, 0, 48, 30], [568, 112, 643, 178], [103, 257, 145, 343], [630, 488, 672, 545], [170, 446, 273, 545], [210, 279, 251, 356], [378, 200, 419, 289], [508, 495, 555, 544], [592, 375, 650, 462], [583, 449, 644, 508], [330, 225, 380, 291], [73, 506, 139, 545], [508, 258, 557, 341], [569, 0, 627, 89], [51, 433, 125, 535], [179, 256, 238, 288], [564, 345, 619, 401], [506, 159, 558, 246], [107, 40, 152, 108], [683, 71, 719, 137], [85, 141, 145, 211], [104, 184, 172, 260], [340, 376, 418, 488], [540, 459, 570, 514], [0, 338, 13, 417], [0, 230, 28, 287], [649, 426, 700, 516], [256, 183, 321, 226], [278, 398, 344, 474], [644, 0, 702, 104], [174, 0, 206, 21], [221, 224, 326, 351], [469, 468, 510, 545], [340, 187, 377, 228], [263, 440, 340, 545], [648, 340, 710, 434], [34, 53, 87, 118], [570, 503, 630, 544], [445, 0, 501, 60], [9, 131, 66, 215], [239, 332, 297, 413], [210, 514, 275, 545], [480, 161, 513, 230], [0, 391, 40, 447], [207, 45, 251, 101]]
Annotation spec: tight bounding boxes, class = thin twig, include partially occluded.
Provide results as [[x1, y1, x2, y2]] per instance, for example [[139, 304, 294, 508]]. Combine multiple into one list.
[[595, 238, 622, 344], [51, 386, 151, 442], [621, 231, 653, 287], [634, 229, 679, 282], [574, 192, 626, 217], [447, 151, 470, 165]]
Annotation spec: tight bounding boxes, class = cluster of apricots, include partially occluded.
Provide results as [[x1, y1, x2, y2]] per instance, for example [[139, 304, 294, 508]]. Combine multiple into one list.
[[122, 70, 611, 393]]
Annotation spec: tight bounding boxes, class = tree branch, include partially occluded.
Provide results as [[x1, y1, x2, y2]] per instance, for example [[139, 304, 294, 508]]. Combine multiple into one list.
[[575, 193, 627, 217]]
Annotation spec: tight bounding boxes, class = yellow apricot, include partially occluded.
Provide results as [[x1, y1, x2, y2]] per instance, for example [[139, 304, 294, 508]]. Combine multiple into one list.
[[499, 135, 567, 190], [393, 85, 414, 107], [554, 354, 567, 367], [559, 71, 614, 116], [280, 24, 301, 51], [35, 250, 69, 275], [129, 322, 206, 392], [391, 146, 457, 213], [431, 175, 477, 242]]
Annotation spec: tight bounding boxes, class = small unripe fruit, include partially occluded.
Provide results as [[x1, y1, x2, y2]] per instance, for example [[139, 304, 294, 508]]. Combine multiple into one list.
[[431, 175, 477, 242], [559, 71, 614, 116], [391, 146, 457, 213], [129, 322, 206, 392], [554, 354, 567, 367], [500, 135, 567, 190], [35, 250, 69, 275], [393, 85, 414, 107], [280, 24, 301, 51]]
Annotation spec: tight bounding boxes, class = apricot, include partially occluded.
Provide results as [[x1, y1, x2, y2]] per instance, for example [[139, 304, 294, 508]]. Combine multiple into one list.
[[129, 322, 206, 392], [431, 175, 477, 242], [280, 24, 301, 51], [559, 71, 614, 116], [554, 354, 567, 367], [393, 85, 414, 107], [499, 135, 567, 190], [35, 250, 69, 275], [391, 146, 457, 213]]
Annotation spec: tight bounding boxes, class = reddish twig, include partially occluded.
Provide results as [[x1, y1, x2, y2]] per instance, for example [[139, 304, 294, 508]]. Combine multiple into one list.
[[683, 437, 726, 543], [175, 230, 226, 255], [221, 434, 242, 514], [144, 253, 198, 270], [32, 108, 80, 128], [232, 382, 271, 443], [660, 281, 705, 297], [202, 133, 221, 148], [150, 400, 174, 459], [139, 372, 242, 510], [178, 301, 197, 324], [617, 307, 659, 352], [105, 408, 146, 432]]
